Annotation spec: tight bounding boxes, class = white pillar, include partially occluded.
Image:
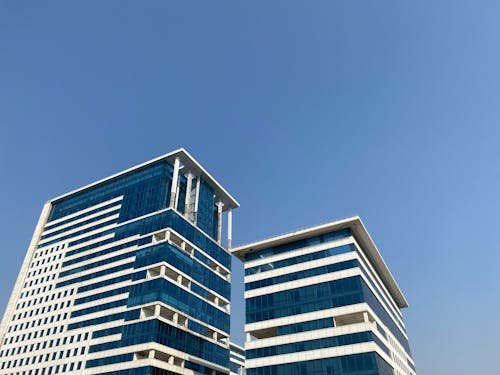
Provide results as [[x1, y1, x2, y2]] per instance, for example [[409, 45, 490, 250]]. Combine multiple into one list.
[[184, 172, 193, 218], [169, 157, 180, 208], [174, 184, 180, 210], [216, 201, 223, 244], [227, 209, 232, 250], [193, 178, 201, 224]]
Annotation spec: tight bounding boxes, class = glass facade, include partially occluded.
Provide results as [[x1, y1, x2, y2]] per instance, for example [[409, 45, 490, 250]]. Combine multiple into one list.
[[246, 352, 394, 375], [0, 151, 237, 375], [239, 225, 416, 375], [0, 150, 417, 375]]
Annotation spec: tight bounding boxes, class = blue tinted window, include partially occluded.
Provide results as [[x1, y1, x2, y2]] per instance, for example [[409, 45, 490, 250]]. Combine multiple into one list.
[[246, 259, 358, 290], [247, 331, 373, 359], [246, 244, 354, 275], [89, 319, 229, 368], [246, 352, 393, 375], [49, 162, 172, 222], [128, 278, 229, 333], [245, 229, 351, 262], [246, 276, 364, 323], [276, 317, 334, 336], [196, 178, 217, 239]]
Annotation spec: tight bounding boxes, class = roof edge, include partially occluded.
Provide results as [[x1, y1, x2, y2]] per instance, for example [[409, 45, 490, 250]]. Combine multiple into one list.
[[232, 216, 409, 309], [49, 148, 240, 209]]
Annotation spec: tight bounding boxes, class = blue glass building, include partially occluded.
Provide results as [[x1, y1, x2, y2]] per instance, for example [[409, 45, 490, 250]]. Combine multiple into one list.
[[232, 217, 417, 375], [0, 149, 239, 375]]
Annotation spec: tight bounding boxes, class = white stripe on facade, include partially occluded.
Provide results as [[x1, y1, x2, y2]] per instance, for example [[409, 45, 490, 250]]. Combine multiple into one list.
[[243, 235, 404, 327], [44, 196, 123, 227], [246, 342, 390, 368], [245, 268, 362, 298], [72, 293, 130, 312], [244, 237, 355, 269], [61, 246, 139, 276], [37, 223, 118, 251], [63, 235, 141, 263], [244, 265, 408, 341], [65, 233, 116, 253], [38, 214, 120, 245], [244, 248, 407, 334], [57, 257, 135, 284], [246, 322, 372, 349], [244, 251, 358, 283], [245, 302, 368, 332], [42, 204, 122, 235]]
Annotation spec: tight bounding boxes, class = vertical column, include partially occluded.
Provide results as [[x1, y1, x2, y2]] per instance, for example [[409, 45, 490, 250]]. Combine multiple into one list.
[[227, 208, 232, 250], [169, 157, 180, 208], [216, 201, 223, 245], [193, 178, 201, 224], [174, 184, 180, 210], [184, 172, 193, 219]]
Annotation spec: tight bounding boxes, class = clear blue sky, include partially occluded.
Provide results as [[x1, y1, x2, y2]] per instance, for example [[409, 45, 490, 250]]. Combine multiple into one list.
[[1, 1, 499, 373]]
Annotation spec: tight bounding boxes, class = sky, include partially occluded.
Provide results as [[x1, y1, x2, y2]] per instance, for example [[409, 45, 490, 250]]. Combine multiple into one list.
[[1, 1, 499, 373]]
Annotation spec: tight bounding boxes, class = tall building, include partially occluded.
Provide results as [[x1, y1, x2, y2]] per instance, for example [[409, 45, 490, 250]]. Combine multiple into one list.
[[232, 217, 417, 375], [0, 149, 239, 375]]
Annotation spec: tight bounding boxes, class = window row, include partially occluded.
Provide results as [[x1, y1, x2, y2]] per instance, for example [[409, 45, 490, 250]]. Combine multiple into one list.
[[29, 254, 63, 271], [9, 312, 69, 334], [16, 289, 74, 311], [19, 283, 55, 299], [1, 360, 83, 374], [33, 245, 64, 260], [0, 333, 89, 357], [24, 265, 61, 288], [3, 325, 65, 345]]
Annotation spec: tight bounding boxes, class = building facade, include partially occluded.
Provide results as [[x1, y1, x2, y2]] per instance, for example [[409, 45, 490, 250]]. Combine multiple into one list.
[[0, 149, 239, 375], [232, 217, 416, 375], [229, 343, 245, 375]]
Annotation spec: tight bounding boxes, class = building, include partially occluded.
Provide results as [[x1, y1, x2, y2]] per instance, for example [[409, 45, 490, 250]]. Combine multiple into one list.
[[232, 217, 417, 375], [0, 148, 239, 375], [229, 343, 245, 375]]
